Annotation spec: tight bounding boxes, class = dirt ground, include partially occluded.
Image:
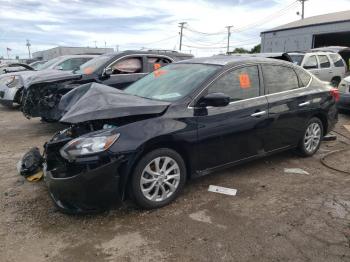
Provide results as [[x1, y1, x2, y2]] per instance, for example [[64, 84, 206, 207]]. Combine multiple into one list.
[[0, 106, 350, 262]]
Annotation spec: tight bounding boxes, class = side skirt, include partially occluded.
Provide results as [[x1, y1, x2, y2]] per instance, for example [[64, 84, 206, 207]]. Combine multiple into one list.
[[193, 145, 294, 178]]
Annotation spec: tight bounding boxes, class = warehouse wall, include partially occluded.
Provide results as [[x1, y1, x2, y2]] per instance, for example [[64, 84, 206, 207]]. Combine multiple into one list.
[[261, 21, 350, 52], [33, 47, 114, 60]]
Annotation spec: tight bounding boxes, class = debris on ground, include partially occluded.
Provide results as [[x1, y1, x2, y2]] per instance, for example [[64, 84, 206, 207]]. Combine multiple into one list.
[[283, 168, 310, 175], [208, 185, 237, 196], [323, 134, 337, 141], [17, 147, 44, 181], [344, 125, 350, 133]]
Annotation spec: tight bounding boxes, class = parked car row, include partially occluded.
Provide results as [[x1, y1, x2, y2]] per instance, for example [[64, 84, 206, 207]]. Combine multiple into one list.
[[0, 55, 97, 107], [0, 50, 343, 213]]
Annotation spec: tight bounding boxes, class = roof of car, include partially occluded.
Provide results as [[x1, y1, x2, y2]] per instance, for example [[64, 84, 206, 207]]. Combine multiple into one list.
[[56, 54, 98, 59], [104, 50, 193, 59], [178, 55, 292, 66]]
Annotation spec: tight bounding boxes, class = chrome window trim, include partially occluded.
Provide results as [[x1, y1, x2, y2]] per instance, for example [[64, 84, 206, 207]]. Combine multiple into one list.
[[188, 64, 313, 109]]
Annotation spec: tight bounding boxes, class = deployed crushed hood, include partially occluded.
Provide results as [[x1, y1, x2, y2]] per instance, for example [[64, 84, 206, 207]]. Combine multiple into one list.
[[60, 83, 170, 124], [21, 70, 81, 88]]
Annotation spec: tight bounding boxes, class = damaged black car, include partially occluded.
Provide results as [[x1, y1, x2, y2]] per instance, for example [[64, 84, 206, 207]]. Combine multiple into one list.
[[21, 50, 193, 122], [43, 56, 338, 213]]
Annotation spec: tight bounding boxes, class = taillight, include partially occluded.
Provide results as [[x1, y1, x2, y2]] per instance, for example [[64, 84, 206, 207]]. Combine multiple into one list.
[[330, 88, 339, 102]]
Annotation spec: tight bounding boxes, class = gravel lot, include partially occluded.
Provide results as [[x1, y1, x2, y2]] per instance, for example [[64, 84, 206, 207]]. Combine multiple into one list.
[[1, 106, 350, 262]]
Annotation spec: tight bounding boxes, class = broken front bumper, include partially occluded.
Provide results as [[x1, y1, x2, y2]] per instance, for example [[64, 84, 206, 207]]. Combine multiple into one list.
[[44, 158, 123, 214], [0, 86, 19, 107]]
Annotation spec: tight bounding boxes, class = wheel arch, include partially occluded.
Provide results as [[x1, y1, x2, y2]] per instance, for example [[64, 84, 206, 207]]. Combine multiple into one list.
[[118, 137, 193, 200], [311, 113, 328, 135]]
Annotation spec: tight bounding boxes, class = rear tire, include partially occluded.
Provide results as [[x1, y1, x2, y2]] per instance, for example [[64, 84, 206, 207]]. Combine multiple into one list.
[[297, 117, 323, 157], [130, 148, 186, 209], [331, 77, 341, 88]]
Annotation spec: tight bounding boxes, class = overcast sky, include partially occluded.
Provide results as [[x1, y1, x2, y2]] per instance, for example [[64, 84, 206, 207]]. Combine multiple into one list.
[[0, 0, 349, 58]]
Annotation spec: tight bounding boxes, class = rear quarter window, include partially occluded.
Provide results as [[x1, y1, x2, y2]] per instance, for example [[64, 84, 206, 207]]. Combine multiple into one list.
[[262, 65, 299, 94], [329, 54, 345, 67], [295, 68, 312, 87]]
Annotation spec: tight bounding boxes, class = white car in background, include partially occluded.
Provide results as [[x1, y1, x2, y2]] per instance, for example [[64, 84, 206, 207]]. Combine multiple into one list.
[[289, 51, 347, 87], [0, 55, 97, 107], [337, 75, 350, 111]]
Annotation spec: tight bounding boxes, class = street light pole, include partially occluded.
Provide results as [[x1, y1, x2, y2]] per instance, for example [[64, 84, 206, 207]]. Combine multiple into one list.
[[226, 25, 233, 54]]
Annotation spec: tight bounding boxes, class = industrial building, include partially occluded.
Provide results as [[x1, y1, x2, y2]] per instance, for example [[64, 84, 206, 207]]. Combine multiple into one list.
[[261, 10, 350, 52], [33, 46, 114, 60]]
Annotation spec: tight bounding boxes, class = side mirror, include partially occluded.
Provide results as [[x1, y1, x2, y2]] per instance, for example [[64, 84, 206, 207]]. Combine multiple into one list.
[[55, 66, 63, 70], [104, 67, 113, 76], [197, 93, 230, 107]]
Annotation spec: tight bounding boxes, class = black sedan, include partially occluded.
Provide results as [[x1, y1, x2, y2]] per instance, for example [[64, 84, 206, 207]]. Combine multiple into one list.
[[43, 56, 338, 213]]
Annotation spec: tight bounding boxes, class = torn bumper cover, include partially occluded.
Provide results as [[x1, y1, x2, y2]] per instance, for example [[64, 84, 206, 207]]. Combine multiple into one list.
[[44, 155, 124, 213], [43, 130, 126, 213]]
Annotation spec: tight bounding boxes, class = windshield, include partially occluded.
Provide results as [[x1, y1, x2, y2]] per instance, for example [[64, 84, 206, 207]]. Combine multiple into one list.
[[31, 61, 47, 70], [289, 54, 305, 66], [124, 63, 220, 101], [39, 57, 62, 70], [74, 55, 112, 74]]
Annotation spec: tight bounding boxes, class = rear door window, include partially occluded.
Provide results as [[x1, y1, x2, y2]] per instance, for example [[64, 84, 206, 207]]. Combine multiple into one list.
[[208, 66, 260, 101], [303, 55, 318, 69], [262, 65, 299, 94], [110, 57, 143, 74], [318, 55, 331, 68], [329, 54, 345, 67], [147, 57, 172, 72], [295, 68, 312, 87], [289, 55, 304, 66]]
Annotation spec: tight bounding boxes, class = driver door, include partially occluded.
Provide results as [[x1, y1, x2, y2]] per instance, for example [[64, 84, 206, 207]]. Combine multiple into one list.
[[101, 56, 148, 89], [195, 65, 269, 171]]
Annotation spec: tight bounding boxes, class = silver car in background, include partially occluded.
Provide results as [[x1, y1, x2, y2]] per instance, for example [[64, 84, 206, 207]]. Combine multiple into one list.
[[0, 55, 96, 107], [289, 51, 347, 87]]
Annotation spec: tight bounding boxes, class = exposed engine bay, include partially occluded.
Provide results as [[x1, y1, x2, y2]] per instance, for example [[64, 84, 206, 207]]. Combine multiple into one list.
[[22, 80, 84, 121]]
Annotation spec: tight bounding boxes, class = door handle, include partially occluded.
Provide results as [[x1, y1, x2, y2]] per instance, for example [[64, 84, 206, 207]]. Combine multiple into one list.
[[299, 101, 310, 107], [251, 111, 266, 117]]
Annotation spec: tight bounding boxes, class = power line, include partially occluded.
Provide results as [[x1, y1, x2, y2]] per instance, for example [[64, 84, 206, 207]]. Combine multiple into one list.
[[185, 26, 226, 36], [233, 0, 299, 32]]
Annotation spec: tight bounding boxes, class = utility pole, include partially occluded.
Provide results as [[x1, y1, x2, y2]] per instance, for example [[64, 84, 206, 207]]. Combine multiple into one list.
[[226, 25, 233, 54], [94, 41, 97, 48], [178, 22, 186, 51], [26, 39, 31, 59], [298, 0, 308, 19]]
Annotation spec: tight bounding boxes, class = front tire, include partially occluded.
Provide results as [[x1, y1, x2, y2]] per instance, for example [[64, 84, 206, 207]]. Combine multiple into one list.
[[131, 148, 186, 209], [297, 117, 323, 157]]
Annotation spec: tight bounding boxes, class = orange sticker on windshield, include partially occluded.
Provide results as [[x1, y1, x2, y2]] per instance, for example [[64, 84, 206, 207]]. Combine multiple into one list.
[[154, 69, 167, 78], [83, 67, 93, 75], [154, 63, 162, 70], [239, 73, 251, 89]]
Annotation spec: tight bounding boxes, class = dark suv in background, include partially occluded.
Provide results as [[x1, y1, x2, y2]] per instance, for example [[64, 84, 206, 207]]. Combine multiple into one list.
[[22, 50, 193, 121]]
